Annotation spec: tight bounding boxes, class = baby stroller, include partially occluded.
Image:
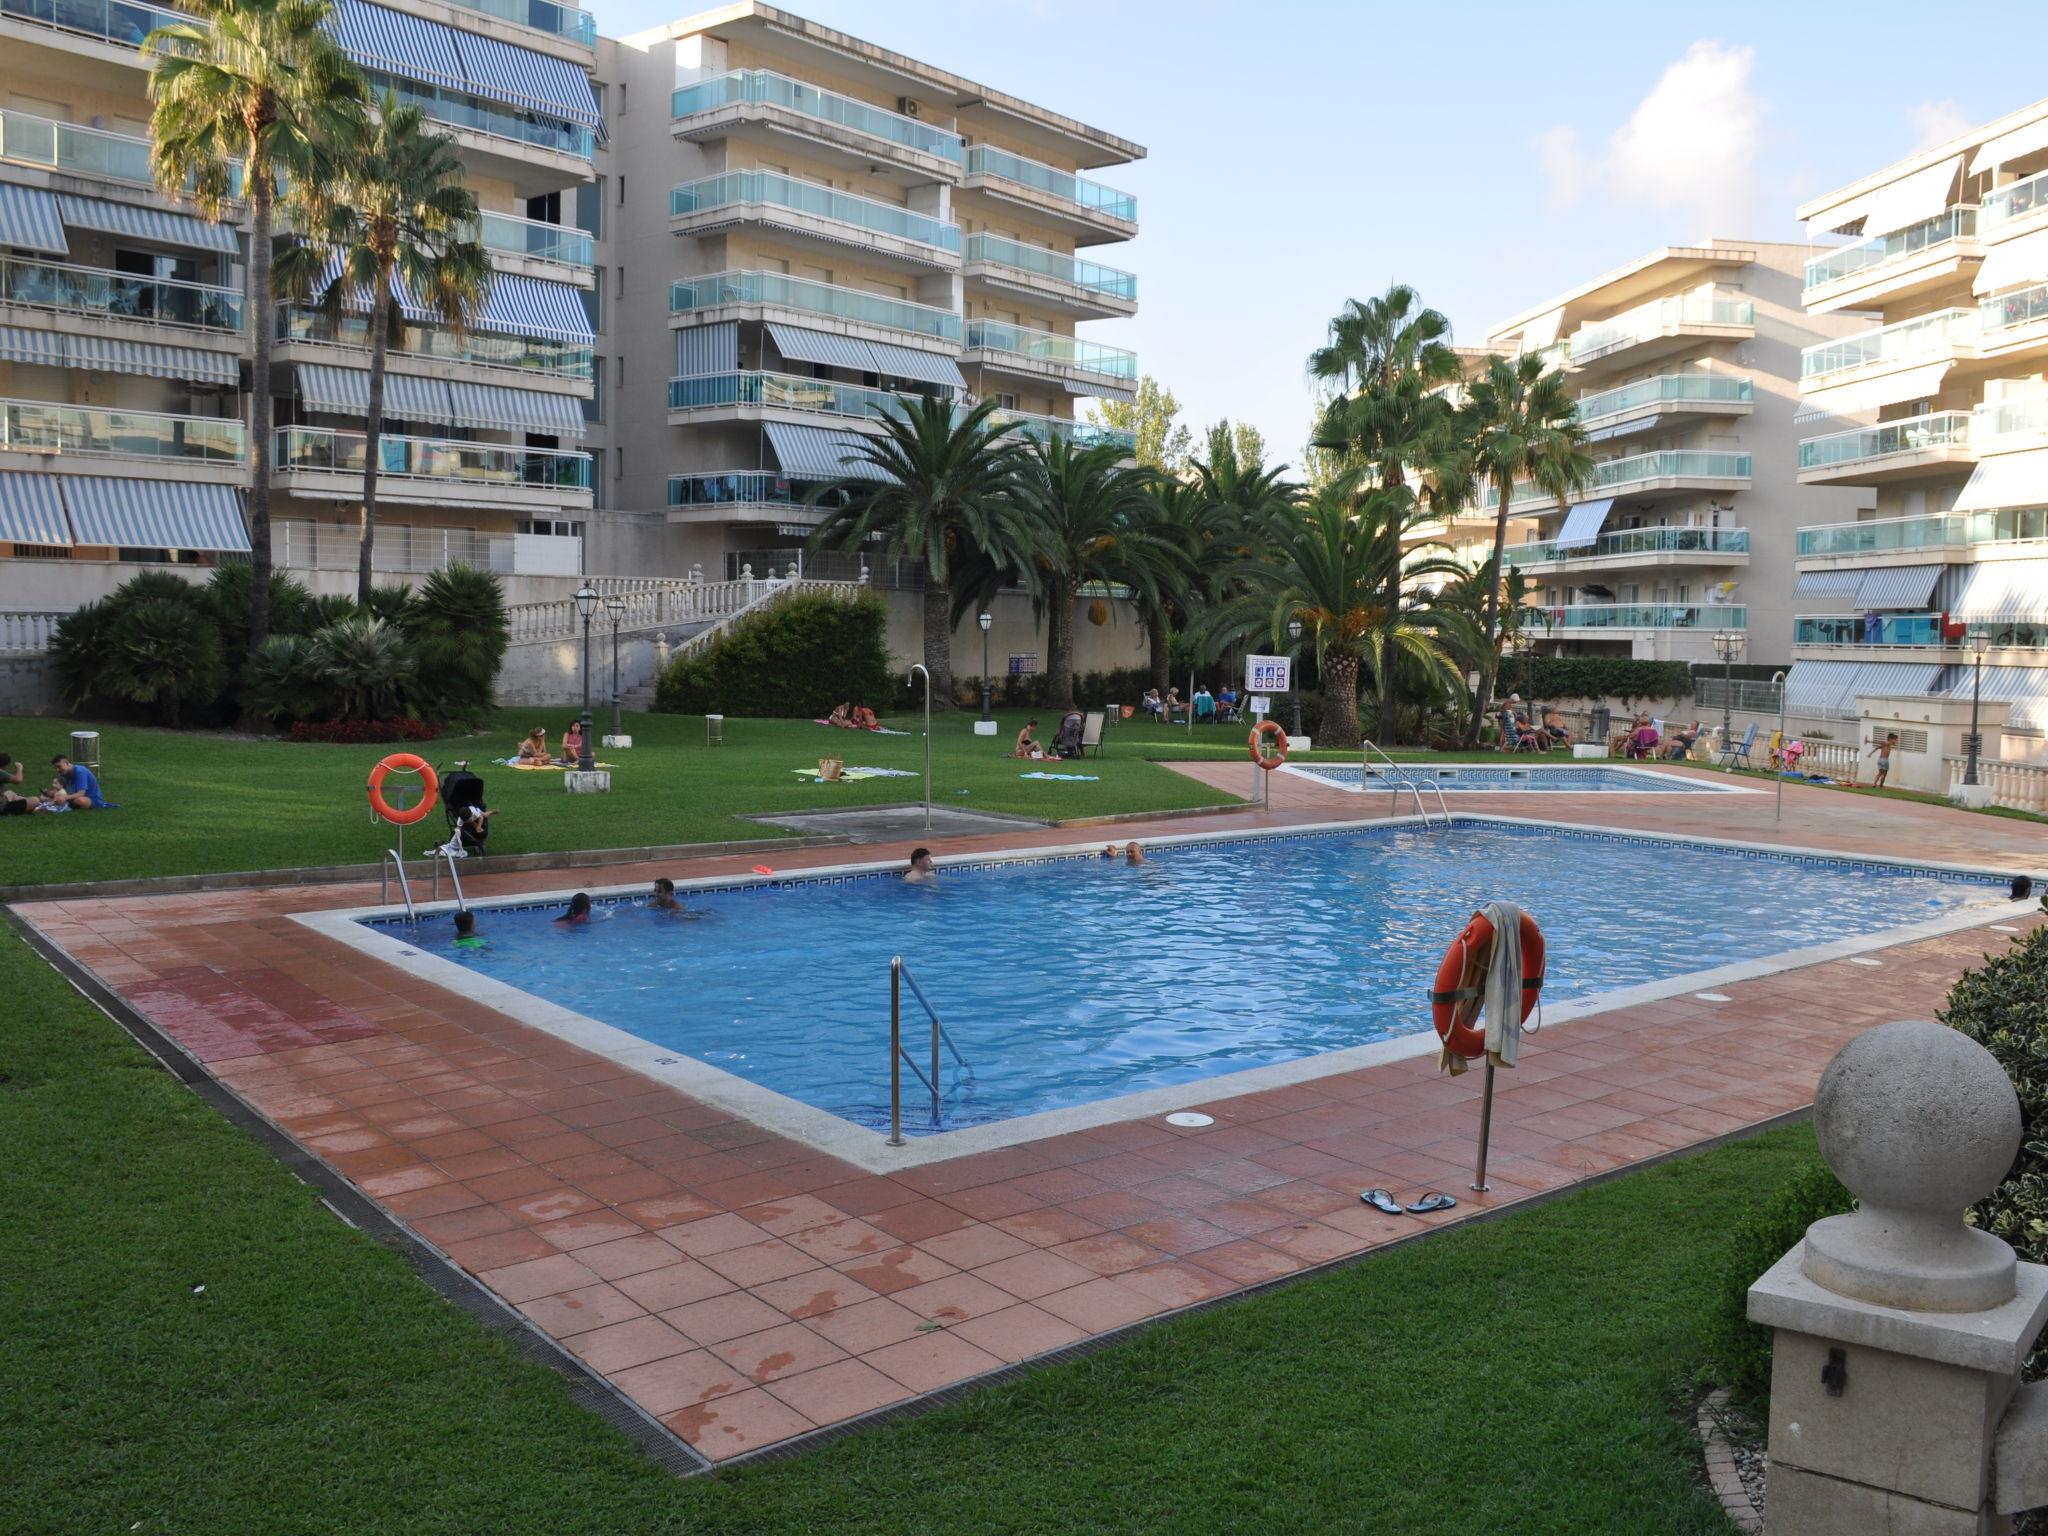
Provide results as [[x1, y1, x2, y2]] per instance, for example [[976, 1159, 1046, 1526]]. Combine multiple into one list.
[[1051, 711, 1085, 759], [438, 764, 491, 856]]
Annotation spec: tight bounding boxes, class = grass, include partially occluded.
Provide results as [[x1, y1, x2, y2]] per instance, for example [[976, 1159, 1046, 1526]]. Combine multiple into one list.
[[0, 922, 1784, 1534]]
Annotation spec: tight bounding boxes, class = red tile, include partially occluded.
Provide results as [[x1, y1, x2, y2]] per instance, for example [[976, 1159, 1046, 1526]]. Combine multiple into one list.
[[577, 1233, 691, 1281], [499, 1187, 602, 1225], [1186, 1240, 1304, 1286], [944, 1302, 1089, 1364], [708, 1321, 848, 1385], [991, 1207, 1103, 1247], [610, 1348, 749, 1417], [801, 1296, 931, 1354], [913, 1223, 1034, 1270], [664, 1387, 814, 1460], [660, 1212, 770, 1258], [971, 1249, 1099, 1302], [518, 1281, 644, 1337], [475, 1252, 601, 1305], [863, 1331, 1005, 1394], [890, 1272, 1016, 1325], [1034, 1277, 1164, 1333], [660, 1290, 793, 1347], [534, 1210, 644, 1252], [834, 1244, 958, 1296], [442, 1226, 557, 1272], [764, 1357, 912, 1423], [868, 1199, 975, 1242], [697, 1237, 822, 1288], [616, 1191, 724, 1230], [741, 1195, 852, 1237], [1046, 1233, 1163, 1277], [750, 1269, 880, 1321], [611, 1259, 735, 1313], [783, 1218, 896, 1265], [1117, 1261, 1240, 1309], [566, 1315, 695, 1373], [1124, 1215, 1241, 1256]]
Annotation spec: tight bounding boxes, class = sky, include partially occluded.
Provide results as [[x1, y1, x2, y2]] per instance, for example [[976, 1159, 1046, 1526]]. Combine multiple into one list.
[[592, 0, 2048, 470]]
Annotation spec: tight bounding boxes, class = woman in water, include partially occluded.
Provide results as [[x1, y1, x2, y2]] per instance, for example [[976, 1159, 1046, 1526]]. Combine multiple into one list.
[[554, 892, 591, 924]]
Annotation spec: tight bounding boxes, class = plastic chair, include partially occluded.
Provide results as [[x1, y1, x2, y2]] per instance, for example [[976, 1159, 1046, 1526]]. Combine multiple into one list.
[[1717, 722, 1759, 768]]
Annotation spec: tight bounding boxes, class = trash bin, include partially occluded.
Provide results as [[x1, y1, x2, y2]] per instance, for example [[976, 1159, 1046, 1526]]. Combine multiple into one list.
[[705, 714, 724, 747], [69, 730, 100, 774], [1589, 706, 1611, 744]]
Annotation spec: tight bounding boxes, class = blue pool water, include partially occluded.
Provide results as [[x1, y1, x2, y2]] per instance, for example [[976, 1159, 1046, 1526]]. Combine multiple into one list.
[[1291, 764, 1726, 793], [377, 825, 2008, 1135]]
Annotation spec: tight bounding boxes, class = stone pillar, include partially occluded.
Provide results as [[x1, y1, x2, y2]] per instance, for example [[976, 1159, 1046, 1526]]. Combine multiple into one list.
[[1747, 1020, 2048, 1534]]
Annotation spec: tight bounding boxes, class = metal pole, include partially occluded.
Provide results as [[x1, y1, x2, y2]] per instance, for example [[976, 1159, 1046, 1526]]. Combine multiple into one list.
[[980, 623, 991, 723], [930, 1000, 941, 1123], [908, 663, 932, 832], [1471, 1059, 1496, 1193], [1965, 652, 1984, 786], [1721, 646, 1734, 760], [578, 612, 595, 771], [609, 617, 622, 738], [888, 958, 904, 1147], [1773, 669, 1787, 822]]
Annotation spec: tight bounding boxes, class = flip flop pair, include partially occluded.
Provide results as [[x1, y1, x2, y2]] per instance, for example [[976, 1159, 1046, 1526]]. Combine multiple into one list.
[[1361, 1189, 1458, 1216]]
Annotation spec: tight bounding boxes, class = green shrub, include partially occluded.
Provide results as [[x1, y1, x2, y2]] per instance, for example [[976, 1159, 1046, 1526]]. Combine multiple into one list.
[[657, 591, 891, 718], [1496, 657, 1693, 704], [307, 617, 420, 723], [1709, 1156, 1855, 1403], [103, 597, 227, 726], [405, 564, 508, 723], [47, 600, 117, 709], [239, 635, 325, 724]]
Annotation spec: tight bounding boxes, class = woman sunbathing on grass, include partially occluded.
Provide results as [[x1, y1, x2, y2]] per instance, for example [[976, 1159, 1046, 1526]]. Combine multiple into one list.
[[561, 720, 586, 763], [516, 727, 551, 765], [850, 704, 879, 730]]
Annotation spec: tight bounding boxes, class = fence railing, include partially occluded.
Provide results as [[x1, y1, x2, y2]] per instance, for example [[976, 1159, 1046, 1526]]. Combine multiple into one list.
[[269, 519, 581, 576], [1694, 676, 1785, 715], [1946, 755, 2048, 811], [502, 574, 865, 645], [0, 610, 65, 653]]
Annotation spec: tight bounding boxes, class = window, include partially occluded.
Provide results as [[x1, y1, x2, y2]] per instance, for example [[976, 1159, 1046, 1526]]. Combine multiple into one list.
[[617, 81, 626, 115], [525, 190, 561, 224], [996, 393, 1017, 410], [575, 180, 602, 240], [617, 174, 626, 206], [582, 372, 602, 424], [614, 355, 625, 388], [615, 265, 625, 299], [519, 519, 584, 537], [581, 277, 601, 334], [588, 448, 604, 507], [614, 445, 623, 479], [589, 82, 605, 116]]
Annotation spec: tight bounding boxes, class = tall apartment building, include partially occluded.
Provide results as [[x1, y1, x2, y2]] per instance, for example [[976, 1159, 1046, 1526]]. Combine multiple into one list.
[[1787, 97, 2048, 747], [0, 0, 603, 605], [1475, 243, 1868, 666]]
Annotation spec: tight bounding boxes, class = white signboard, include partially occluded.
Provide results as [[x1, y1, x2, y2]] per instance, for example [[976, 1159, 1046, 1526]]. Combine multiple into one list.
[[1249, 696, 1271, 716], [1246, 654, 1291, 694]]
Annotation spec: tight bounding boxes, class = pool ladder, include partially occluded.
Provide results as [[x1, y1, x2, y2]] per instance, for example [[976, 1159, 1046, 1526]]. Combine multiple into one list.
[[1361, 741, 1450, 829], [379, 843, 467, 922], [888, 956, 970, 1147]]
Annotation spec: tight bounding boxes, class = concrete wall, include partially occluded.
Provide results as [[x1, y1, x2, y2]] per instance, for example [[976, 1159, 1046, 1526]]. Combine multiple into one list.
[[0, 653, 60, 715], [882, 589, 1149, 700], [496, 629, 670, 710]]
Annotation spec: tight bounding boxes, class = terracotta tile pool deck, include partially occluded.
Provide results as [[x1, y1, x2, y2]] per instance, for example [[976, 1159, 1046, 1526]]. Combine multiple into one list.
[[13, 761, 2048, 1465]]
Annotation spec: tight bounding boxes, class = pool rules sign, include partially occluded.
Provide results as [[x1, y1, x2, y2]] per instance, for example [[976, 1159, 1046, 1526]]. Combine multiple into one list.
[[1246, 654, 1291, 695]]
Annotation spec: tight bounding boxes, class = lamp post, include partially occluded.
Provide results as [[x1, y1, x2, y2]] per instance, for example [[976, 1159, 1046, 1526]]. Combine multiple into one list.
[[1712, 629, 1744, 761], [1963, 625, 1990, 787], [604, 594, 625, 741], [1286, 617, 1303, 738], [574, 582, 597, 772], [978, 610, 993, 725]]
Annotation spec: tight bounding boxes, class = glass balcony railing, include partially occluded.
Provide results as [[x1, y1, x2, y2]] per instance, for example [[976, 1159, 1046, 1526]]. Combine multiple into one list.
[[1981, 282, 2048, 336], [667, 370, 936, 421], [668, 470, 824, 508], [278, 306, 593, 379], [992, 408, 1135, 453], [1, 106, 152, 185], [670, 172, 960, 253], [1574, 373, 1751, 424], [1795, 613, 1948, 648], [1982, 169, 2048, 231], [964, 234, 1135, 302], [0, 395, 243, 462], [1802, 308, 1977, 380], [275, 426, 590, 490], [1, 0, 181, 48], [1974, 396, 2048, 444], [2, 253, 242, 331], [1542, 603, 1746, 631], [1484, 451, 1752, 508], [476, 209, 593, 269], [357, 68, 593, 160], [1798, 410, 1973, 471], [671, 70, 963, 164], [669, 270, 960, 343], [962, 144, 1136, 223], [1567, 298, 1754, 362], [1504, 526, 1750, 566], [1797, 507, 2048, 557], [964, 319, 1136, 380], [1803, 208, 1978, 290], [445, 0, 592, 46]]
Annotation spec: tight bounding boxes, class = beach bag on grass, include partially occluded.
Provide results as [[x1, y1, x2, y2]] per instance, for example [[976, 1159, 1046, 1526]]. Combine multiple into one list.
[[818, 757, 844, 782]]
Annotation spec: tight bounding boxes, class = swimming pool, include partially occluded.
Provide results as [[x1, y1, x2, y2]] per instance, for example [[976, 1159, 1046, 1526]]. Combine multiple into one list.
[[341, 822, 2016, 1150], [1282, 763, 1745, 793]]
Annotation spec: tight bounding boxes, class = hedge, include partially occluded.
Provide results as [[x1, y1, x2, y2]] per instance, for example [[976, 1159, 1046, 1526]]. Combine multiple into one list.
[[656, 590, 893, 718], [1495, 657, 1693, 704]]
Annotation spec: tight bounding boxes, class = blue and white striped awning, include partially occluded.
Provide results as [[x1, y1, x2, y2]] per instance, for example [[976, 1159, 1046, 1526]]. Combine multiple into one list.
[[446, 380, 585, 436], [0, 325, 67, 368], [455, 27, 602, 129], [0, 184, 68, 256], [64, 333, 239, 387], [675, 321, 739, 377], [1854, 563, 1943, 610], [309, 250, 442, 324], [57, 194, 239, 255], [59, 475, 249, 552], [767, 322, 875, 372], [296, 363, 457, 424], [1947, 665, 2048, 731], [0, 470, 71, 546], [1553, 498, 1614, 549], [1954, 561, 2048, 624], [1794, 568, 1866, 595], [1783, 660, 1863, 716], [865, 340, 965, 388], [328, 0, 601, 131], [765, 421, 890, 482], [328, 0, 467, 95], [478, 273, 594, 342]]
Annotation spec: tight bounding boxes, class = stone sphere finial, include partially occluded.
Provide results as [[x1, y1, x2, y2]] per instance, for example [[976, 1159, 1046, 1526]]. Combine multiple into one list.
[[1803, 1020, 2023, 1312]]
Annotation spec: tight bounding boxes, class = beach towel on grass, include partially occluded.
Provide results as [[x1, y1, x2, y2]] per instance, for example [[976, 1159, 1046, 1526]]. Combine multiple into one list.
[[1020, 771, 1099, 781], [791, 766, 920, 781]]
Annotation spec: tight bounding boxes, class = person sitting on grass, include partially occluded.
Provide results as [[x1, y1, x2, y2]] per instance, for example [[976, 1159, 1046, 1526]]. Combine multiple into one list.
[[50, 754, 108, 809], [1217, 683, 1240, 722], [516, 727, 551, 765], [554, 892, 591, 924], [851, 703, 879, 731], [0, 788, 29, 817], [0, 753, 20, 789], [1014, 719, 1047, 758], [904, 847, 937, 885], [32, 786, 72, 814], [825, 702, 852, 728], [1164, 687, 1183, 721], [452, 909, 485, 948], [561, 719, 586, 764]]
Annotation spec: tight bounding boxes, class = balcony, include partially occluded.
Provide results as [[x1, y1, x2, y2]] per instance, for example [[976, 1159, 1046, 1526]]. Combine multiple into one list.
[[1541, 603, 1746, 632], [1801, 308, 1978, 387], [963, 234, 1136, 318], [960, 144, 1136, 241], [1, 396, 243, 463], [666, 370, 930, 426], [1574, 373, 1751, 434], [0, 106, 243, 197], [1504, 526, 1750, 570], [1982, 170, 2048, 236], [2, 253, 242, 331], [355, 68, 593, 169], [1797, 507, 2048, 559], [671, 70, 963, 181], [277, 306, 593, 381], [669, 270, 960, 345], [1796, 410, 1975, 484], [1483, 450, 1752, 510], [1794, 613, 1950, 649], [1979, 283, 2048, 359], [962, 319, 1136, 393], [274, 426, 590, 502], [1974, 396, 2048, 451], [1, 0, 181, 52], [993, 408, 1134, 454], [669, 172, 960, 270], [477, 210, 593, 275], [1801, 208, 1981, 312], [445, 0, 592, 46], [665, 469, 857, 525], [1565, 297, 1754, 369]]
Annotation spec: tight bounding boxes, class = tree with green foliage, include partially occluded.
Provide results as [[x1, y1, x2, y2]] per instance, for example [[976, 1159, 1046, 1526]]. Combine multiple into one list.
[[807, 397, 1028, 708], [143, 0, 363, 649], [1085, 375, 1193, 472], [406, 563, 508, 722], [1202, 418, 1266, 475], [287, 92, 487, 603], [657, 591, 893, 718]]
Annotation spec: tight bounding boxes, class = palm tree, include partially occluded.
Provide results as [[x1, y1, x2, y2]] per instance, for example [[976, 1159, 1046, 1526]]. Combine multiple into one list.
[[1012, 438, 1168, 711], [144, 0, 363, 649], [1205, 479, 1462, 750], [1189, 441, 1299, 693], [807, 397, 1028, 707], [1457, 353, 1589, 743], [289, 92, 487, 602], [1136, 477, 1230, 696]]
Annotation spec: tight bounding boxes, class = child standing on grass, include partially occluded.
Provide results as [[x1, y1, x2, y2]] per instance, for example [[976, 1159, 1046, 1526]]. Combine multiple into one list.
[[1867, 732, 1900, 787]]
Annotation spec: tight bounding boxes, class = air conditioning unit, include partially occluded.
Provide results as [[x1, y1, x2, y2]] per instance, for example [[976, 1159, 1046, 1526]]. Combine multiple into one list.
[[897, 96, 920, 117]]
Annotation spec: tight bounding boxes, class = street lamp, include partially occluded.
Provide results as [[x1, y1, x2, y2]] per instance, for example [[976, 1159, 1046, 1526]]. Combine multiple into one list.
[[574, 582, 598, 771], [1712, 629, 1744, 759], [978, 610, 993, 724], [1963, 624, 1990, 787], [1286, 618, 1304, 738], [604, 594, 626, 741]]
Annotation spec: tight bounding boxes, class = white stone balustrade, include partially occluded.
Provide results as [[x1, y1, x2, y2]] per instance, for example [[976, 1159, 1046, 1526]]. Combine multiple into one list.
[[1945, 755, 2048, 813], [0, 611, 65, 653]]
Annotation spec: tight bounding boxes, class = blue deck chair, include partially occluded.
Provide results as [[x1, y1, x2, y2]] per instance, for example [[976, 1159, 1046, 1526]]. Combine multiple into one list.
[[1193, 693, 1217, 724], [1717, 721, 1759, 768]]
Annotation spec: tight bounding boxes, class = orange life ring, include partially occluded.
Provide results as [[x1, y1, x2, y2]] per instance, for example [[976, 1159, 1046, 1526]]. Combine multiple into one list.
[[1248, 719, 1290, 769], [1429, 910, 1545, 1060], [367, 753, 438, 826]]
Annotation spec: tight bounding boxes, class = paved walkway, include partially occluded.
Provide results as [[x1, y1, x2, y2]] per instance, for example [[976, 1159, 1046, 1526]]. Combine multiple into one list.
[[15, 760, 2046, 1463]]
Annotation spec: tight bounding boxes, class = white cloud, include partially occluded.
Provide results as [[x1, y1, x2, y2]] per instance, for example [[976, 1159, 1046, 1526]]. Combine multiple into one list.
[[1533, 41, 1764, 237], [1909, 99, 1971, 151]]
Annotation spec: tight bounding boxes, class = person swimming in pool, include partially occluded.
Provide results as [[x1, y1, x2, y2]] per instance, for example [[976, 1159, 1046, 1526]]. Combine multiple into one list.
[[650, 877, 681, 911], [554, 892, 591, 924], [903, 847, 937, 884], [1125, 842, 1145, 866], [452, 909, 485, 948]]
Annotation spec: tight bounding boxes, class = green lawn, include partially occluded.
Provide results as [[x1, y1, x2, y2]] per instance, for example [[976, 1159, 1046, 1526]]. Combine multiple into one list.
[[0, 923, 1779, 1534]]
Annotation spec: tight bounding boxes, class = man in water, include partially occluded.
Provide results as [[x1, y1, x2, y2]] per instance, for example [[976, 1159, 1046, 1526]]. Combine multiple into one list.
[[452, 909, 485, 948], [904, 848, 937, 884], [554, 892, 592, 924], [649, 877, 695, 915], [1125, 842, 1145, 865]]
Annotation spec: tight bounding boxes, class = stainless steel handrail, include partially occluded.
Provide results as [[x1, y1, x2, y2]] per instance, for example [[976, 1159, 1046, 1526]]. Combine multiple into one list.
[[1360, 740, 1449, 827], [380, 849, 416, 919], [887, 955, 967, 1146], [429, 844, 467, 910]]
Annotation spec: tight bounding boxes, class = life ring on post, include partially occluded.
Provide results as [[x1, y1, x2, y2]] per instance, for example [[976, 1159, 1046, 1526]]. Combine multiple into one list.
[[367, 753, 439, 826], [1248, 720, 1290, 769], [1429, 910, 1546, 1060]]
